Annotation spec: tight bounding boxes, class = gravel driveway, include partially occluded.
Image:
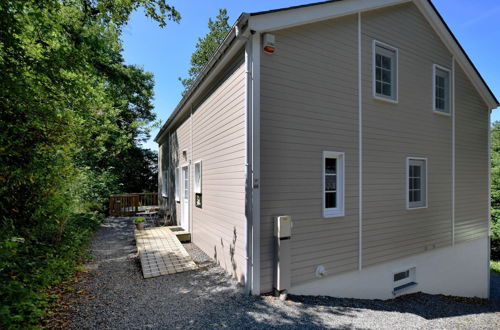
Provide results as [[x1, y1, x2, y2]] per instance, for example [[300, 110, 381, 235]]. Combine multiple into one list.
[[66, 217, 500, 329]]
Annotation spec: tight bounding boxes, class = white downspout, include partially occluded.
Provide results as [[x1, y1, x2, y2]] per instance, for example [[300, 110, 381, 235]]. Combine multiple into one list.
[[243, 30, 253, 295], [452, 57, 455, 246], [251, 32, 261, 295], [190, 105, 193, 238], [358, 12, 363, 271]]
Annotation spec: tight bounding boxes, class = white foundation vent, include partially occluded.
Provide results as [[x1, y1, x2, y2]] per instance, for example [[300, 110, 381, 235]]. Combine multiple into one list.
[[392, 266, 417, 295]]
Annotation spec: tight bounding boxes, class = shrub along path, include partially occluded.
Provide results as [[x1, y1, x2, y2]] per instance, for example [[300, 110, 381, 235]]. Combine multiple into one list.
[[62, 217, 500, 329]]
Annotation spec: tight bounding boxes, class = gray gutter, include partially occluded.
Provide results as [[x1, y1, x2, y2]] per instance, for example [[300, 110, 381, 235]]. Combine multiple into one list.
[[154, 13, 250, 143]]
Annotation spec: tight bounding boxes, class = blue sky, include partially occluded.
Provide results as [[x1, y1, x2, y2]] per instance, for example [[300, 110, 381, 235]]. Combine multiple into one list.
[[121, 0, 500, 151]]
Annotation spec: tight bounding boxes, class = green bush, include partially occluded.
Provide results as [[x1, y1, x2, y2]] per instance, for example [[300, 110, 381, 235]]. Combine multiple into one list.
[[0, 212, 102, 329], [491, 260, 500, 273], [133, 217, 146, 224]]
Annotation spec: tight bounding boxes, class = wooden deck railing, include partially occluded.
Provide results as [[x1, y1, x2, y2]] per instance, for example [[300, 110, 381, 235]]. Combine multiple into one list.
[[109, 192, 158, 216]]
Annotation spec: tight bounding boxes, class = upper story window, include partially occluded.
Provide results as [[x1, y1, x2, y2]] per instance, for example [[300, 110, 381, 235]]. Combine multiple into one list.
[[160, 145, 169, 197], [407, 157, 427, 209], [433, 64, 451, 115], [373, 40, 398, 102], [194, 161, 202, 194], [194, 161, 202, 208], [323, 151, 345, 218], [175, 167, 180, 202]]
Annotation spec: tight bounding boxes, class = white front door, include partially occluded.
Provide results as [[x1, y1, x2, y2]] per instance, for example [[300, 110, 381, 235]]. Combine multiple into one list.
[[181, 165, 189, 230]]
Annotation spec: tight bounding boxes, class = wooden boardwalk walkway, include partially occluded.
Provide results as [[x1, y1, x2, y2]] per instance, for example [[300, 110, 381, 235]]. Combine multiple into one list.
[[135, 227, 197, 278]]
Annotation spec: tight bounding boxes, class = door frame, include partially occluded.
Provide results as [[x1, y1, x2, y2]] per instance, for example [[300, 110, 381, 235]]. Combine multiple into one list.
[[181, 164, 190, 231]]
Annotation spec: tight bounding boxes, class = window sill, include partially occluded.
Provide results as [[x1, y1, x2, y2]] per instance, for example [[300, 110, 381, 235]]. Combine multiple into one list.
[[374, 95, 398, 104], [433, 109, 451, 117], [324, 210, 345, 218], [407, 205, 428, 210]]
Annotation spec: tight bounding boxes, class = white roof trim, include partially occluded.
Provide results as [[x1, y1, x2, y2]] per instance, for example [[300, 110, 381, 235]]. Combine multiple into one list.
[[248, 0, 498, 109], [249, 0, 410, 32]]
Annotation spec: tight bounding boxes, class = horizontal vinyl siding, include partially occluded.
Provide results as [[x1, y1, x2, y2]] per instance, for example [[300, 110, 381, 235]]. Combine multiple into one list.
[[361, 3, 453, 267], [172, 116, 192, 222], [454, 64, 489, 243], [191, 61, 247, 282], [163, 57, 246, 283], [260, 14, 359, 293]]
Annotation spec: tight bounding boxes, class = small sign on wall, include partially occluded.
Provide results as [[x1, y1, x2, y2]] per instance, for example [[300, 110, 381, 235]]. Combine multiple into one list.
[[195, 193, 202, 208]]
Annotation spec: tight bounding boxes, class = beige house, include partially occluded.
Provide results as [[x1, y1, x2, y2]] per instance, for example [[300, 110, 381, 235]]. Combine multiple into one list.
[[155, 0, 498, 299]]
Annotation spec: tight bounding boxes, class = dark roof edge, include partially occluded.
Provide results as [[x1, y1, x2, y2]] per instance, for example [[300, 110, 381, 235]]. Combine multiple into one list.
[[426, 0, 498, 106], [154, 13, 250, 143], [250, 0, 342, 16]]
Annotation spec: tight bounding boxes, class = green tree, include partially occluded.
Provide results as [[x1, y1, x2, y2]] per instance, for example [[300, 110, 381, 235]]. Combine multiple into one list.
[[491, 121, 500, 239], [0, 1, 179, 327], [179, 9, 231, 93]]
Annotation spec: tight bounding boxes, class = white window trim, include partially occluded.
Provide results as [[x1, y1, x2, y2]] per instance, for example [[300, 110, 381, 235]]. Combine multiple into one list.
[[323, 151, 345, 218], [406, 157, 428, 210], [161, 168, 168, 197], [175, 167, 180, 202], [194, 160, 202, 194], [160, 146, 169, 198], [432, 64, 452, 116], [372, 40, 399, 104]]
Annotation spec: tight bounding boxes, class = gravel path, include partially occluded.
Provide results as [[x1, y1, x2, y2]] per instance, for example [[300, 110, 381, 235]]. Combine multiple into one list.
[[67, 217, 500, 329]]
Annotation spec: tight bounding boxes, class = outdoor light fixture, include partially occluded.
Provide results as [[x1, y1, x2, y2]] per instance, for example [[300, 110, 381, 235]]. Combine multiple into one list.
[[263, 33, 276, 54]]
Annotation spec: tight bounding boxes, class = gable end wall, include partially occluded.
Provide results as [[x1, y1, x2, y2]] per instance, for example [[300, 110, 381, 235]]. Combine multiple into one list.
[[259, 2, 489, 293]]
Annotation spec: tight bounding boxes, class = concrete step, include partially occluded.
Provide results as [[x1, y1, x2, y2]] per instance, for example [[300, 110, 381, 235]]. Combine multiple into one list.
[[166, 226, 191, 243]]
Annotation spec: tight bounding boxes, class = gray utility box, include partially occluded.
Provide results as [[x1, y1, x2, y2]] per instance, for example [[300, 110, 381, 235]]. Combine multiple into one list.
[[274, 215, 292, 292]]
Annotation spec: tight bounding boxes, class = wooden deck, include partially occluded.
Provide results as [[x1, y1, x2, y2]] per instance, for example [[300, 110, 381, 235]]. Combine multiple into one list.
[[109, 193, 158, 216], [135, 227, 197, 278]]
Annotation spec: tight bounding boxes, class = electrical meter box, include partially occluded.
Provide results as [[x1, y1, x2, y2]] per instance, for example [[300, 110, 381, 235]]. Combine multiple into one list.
[[274, 215, 292, 238], [274, 215, 292, 292]]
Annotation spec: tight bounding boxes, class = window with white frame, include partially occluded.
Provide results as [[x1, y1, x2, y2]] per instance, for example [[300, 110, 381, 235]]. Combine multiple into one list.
[[175, 167, 180, 202], [194, 161, 202, 194], [160, 145, 169, 197], [433, 65, 451, 114], [374, 41, 398, 102], [323, 151, 344, 217], [407, 158, 427, 209]]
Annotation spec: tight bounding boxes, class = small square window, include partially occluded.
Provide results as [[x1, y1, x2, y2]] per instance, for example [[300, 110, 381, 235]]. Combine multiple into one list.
[[433, 65, 451, 115], [373, 41, 398, 102]]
